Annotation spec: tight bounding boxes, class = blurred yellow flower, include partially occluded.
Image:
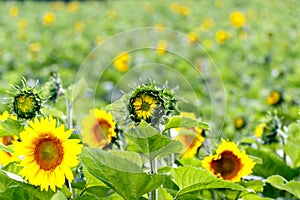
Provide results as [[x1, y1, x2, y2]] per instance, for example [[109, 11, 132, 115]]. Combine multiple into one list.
[[114, 52, 130, 72], [234, 116, 246, 130], [215, 30, 230, 44], [82, 109, 117, 149], [67, 1, 80, 13], [229, 11, 246, 28], [202, 140, 255, 182], [0, 111, 19, 167], [155, 23, 165, 31], [157, 40, 167, 55], [107, 10, 117, 19], [171, 2, 190, 16], [188, 32, 199, 44], [43, 12, 55, 26], [175, 112, 205, 158], [29, 42, 41, 53], [74, 21, 85, 32], [267, 90, 283, 106], [239, 30, 248, 40], [254, 123, 266, 138], [18, 18, 27, 29], [9, 6, 19, 17], [199, 18, 215, 32]]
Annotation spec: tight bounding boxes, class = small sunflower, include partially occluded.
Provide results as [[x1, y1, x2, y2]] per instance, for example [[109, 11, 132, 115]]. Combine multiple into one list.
[[43, 12, 55, 26], [202, 139, 255, 182], [234, 116, 246, 130], [81, 109, 117, 148], [267, 90, 283, 106], [114, 52, 130, 72], [13, 116, 82, 191], [187, 32, 199, 44], [215, 30, 230, 44], [229, 11, 246, 28]]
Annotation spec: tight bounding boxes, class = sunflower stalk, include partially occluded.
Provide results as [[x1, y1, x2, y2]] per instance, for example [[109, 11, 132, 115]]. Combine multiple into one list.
[[149, 158, 158, 200], [65, 96, 75, 199]]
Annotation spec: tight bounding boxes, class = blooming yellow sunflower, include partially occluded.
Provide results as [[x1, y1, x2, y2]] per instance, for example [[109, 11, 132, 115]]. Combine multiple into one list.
[[9, 6, 19, 17], [0, 111, 19, 167], [13, 116, 82, 191], [202, 139, 255, 182], [114, 52, 130, 72], [187, 32, 199, 44], [81, 109, 117, 148], [175, 112, 205, 158], [229, 11, 246, 28]]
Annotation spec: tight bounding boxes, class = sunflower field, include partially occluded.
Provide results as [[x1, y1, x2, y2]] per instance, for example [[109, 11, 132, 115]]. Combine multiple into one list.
[[1, 1, 300, 200]]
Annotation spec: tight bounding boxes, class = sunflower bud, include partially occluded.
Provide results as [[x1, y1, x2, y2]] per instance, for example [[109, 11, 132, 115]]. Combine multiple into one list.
[[10, 79, 42, 120]]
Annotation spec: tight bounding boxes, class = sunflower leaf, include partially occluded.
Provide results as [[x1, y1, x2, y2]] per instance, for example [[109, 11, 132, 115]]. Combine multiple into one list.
[[0, 170, 54, 200], [163, 116, 209, 132], [128, 121, 183, 161], [284, 123, 300, 168], [246, 148, 299, 180], [80, 147, 164, 200], [171, 166, 247, 199], [0, 118, 24, 137], [265, 175, 300, 198]]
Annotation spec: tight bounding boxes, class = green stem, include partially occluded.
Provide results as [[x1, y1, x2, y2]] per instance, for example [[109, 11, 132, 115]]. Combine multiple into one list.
[[65, 96, 75, 199], [149, 158, 158, 200]]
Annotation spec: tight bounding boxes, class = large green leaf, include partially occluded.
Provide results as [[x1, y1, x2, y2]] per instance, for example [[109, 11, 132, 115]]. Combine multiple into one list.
[[158, 188, 173, 200], [246, 148, 299, 180], [171, 166, 246, 199], [0, 170, 54, 200], [163, 116, 209, 131], [80, 147, 164, 200], [0, 118, 24, 137], [284, 123, 300, 168], [265, 175, 300, 198], [128, 121, 183, 161]]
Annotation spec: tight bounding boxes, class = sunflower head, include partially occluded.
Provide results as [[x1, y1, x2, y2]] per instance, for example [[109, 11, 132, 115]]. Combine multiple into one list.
[[13, 116, 82, 192], [82, 109, 117, 149], [202, 139, 255, 182], [234, 116, 246, 130], [229, 11, 246, 28], [11, 80, 42, 120], [267, 90, 283, 106], [128, 82, 179, 125]]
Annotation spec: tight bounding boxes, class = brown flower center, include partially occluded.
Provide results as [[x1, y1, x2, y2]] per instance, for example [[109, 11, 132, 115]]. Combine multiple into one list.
[[34, 134, 64, 171], [211, 151, 243, 180], [92, 119, 112, 142]]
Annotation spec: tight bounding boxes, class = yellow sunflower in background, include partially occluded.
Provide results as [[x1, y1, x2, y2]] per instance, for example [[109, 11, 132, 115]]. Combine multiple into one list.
[[13, 116, 82, 191], [0, 111, 19, 167], [43, 12, 55, 26], [202, 139, 255, 182], [234, 116, 246, 130], [175, 112, 205, 158], [82, 109, 117, 148], [215, 30, 230, 44], [229, 11, 246, 28], [267, 90, 283, 106], [114, 52, 130, 72], [187, 32, 199, 44], [157, 40, 167, 55]]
